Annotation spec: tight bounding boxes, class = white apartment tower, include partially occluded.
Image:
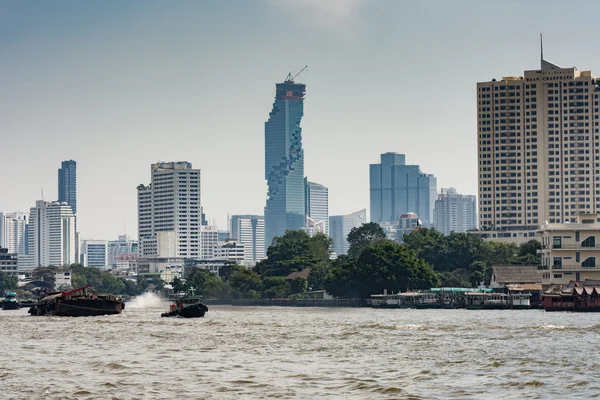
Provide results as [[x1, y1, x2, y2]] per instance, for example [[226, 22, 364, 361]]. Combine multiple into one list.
[[0, 212, 28, 255], [433, 188, 477, 235], [27, 200, 76, 268], [137, 162, 201, 258], [305, 178, 329, 236], [478, 53, 600, 237], [230, 215, 266, 264]]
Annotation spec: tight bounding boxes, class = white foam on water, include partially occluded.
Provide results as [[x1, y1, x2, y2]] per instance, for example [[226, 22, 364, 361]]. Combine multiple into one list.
[[127, 292, 164, 308]]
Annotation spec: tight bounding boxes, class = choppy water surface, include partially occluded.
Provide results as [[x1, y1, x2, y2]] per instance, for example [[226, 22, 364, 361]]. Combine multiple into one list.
[[1, 303, 600, 399]]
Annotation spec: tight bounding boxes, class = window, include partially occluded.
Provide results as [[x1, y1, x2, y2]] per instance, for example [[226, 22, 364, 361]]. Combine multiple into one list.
[[582, 236, 596, 248], [582, 257, 596, 268], [553, 236, 562, 249], [553, 257, 562, 268]]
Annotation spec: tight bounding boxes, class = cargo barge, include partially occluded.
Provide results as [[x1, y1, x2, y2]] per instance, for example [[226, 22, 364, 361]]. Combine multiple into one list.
[[28, 285, 124, 317]]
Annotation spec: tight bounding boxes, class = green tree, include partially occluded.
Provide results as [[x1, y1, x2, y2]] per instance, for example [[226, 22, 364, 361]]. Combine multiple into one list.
[[203, 276, 232, 299], [32, 266, 59, 286], [347, 222, 387, 258], [0, 271, 18, 292], [437, 271, 471, 288], [326, 242, 439, 298], [255, 230, 315, 277], [186, 268, 216, 296], [308, 233, 333, 262], [229, 267, 262, 299], [172, 276, 186, 293], [307, 261, 330, 290], [290, 277, 308, 294], [261, 276, 290, 299], [219, 262, 244, 281]]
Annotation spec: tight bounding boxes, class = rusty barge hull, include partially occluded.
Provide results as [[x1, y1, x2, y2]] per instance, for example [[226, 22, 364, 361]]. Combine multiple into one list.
[[28, 285, 125, 317]]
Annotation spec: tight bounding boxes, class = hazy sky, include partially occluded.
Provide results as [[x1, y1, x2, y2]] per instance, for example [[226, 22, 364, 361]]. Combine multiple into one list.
[[2, 0, 599, 241]]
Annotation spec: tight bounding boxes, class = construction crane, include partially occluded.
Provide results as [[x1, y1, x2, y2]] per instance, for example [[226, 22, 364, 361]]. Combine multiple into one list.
[[285, 66, 308, 82]]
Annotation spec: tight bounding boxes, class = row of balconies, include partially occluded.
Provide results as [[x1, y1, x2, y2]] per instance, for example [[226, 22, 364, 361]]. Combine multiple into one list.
[[543, 244, 600, 250], [539, 264, 598, 271]]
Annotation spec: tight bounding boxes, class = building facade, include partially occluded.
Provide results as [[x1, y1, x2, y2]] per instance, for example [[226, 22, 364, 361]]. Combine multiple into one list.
[[305, 178, 329, 236], [137, 162, 201, 258], [396, 212, 422, 242], [329, 209, 367, 256], [27, 200, 76, 268], [81, 240, 108, 269], [107, 235, 138, 269], [58, 160, 77, 215], [538, 213, 600, 285], [230, 215, 266, 265], [433, 188, 477, 235], [200, 225, 219, 260], [0, 212, 28, 255], [0, 248, 18, 276], [369, 153, 437, 227], [264, 78, 306, 246], [478, 57, 600, 238]]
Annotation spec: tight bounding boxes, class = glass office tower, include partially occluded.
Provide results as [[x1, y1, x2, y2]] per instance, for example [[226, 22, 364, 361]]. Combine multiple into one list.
[[264, 79, 306, 246]]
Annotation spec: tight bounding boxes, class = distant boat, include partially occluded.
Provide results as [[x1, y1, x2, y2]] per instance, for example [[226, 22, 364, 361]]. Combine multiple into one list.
[[1, 291, 21, 310], [161, 296, 208, 318], [28, 285, 125, 317]]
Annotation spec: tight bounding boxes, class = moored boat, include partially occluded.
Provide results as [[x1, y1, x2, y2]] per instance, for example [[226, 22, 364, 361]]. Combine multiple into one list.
[[28, 285, 124, 317], [542, 280, 600, 312], [2, 291, 21, 310], [161, 296, 208, 318]]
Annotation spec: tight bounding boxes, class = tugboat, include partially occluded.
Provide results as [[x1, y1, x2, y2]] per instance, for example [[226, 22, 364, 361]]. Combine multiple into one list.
[[161, 296, 208, 318], [28, 285, 125, 317], [1, 291, 21, 310]]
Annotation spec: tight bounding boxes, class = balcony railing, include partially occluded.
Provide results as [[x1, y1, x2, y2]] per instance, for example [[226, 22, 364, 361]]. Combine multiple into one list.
[[541, 264, 599, 271], [545, 244, 600, 250]]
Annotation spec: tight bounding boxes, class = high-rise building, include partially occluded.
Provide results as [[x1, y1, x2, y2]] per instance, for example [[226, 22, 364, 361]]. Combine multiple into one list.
[[107, 235, 138, 269], [477, 56, 600, 239], [58, 160, 77, 215], [433, 188, 477, 235], [264, 76, 306, 245], [230, 215, 266, 264], [200, 225, 219, 260], [26, 200, 76, 268], [304, 178, 329, 236], [0, 212, 28, 255], [137, 162, 201, 258], [369, 153, 437, 227], [81, 240, 108, 269], [329, 209, 367, 256]]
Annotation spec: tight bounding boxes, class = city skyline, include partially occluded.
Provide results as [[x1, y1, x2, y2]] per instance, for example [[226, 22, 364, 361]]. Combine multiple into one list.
[[2, 1, 594, 240]]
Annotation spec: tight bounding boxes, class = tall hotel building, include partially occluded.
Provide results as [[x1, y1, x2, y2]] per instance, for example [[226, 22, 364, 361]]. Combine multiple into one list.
[[137, 162, 201, 258], [478, 57, 600, 240], [264, 76, 306, 246], [0, 212, 28, 255], [27, 200, 76, 268]]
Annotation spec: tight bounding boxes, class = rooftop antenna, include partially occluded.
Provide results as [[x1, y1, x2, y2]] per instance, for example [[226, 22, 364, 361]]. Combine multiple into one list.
[[540, 33, 544, 66], [41, 187, 44, 200]]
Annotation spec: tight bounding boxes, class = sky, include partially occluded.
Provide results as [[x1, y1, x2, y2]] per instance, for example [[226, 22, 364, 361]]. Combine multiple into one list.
[[2, 0, 600, 241]]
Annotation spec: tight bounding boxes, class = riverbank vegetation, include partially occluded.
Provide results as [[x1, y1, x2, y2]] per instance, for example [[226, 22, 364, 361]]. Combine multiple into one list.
[[15, 223, 540, 300]]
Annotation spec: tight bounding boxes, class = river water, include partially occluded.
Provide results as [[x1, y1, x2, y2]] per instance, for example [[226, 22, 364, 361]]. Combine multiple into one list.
[[1, 302, 599, 399]]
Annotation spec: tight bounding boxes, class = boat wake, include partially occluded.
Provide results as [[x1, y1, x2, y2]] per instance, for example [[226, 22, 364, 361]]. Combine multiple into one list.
[[128, 292, 164, 308]]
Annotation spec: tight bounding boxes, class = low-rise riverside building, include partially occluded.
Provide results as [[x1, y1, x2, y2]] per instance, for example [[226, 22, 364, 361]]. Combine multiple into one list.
[[538, 213, 600, 285], [0, 248, 18, 276]]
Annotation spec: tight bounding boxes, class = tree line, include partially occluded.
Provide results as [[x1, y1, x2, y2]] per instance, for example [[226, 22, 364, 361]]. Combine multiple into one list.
[[4, 223, 540, 300]]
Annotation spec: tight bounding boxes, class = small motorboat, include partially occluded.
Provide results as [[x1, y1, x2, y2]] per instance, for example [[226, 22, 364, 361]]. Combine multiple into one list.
[[161, 296, 208, 318]]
